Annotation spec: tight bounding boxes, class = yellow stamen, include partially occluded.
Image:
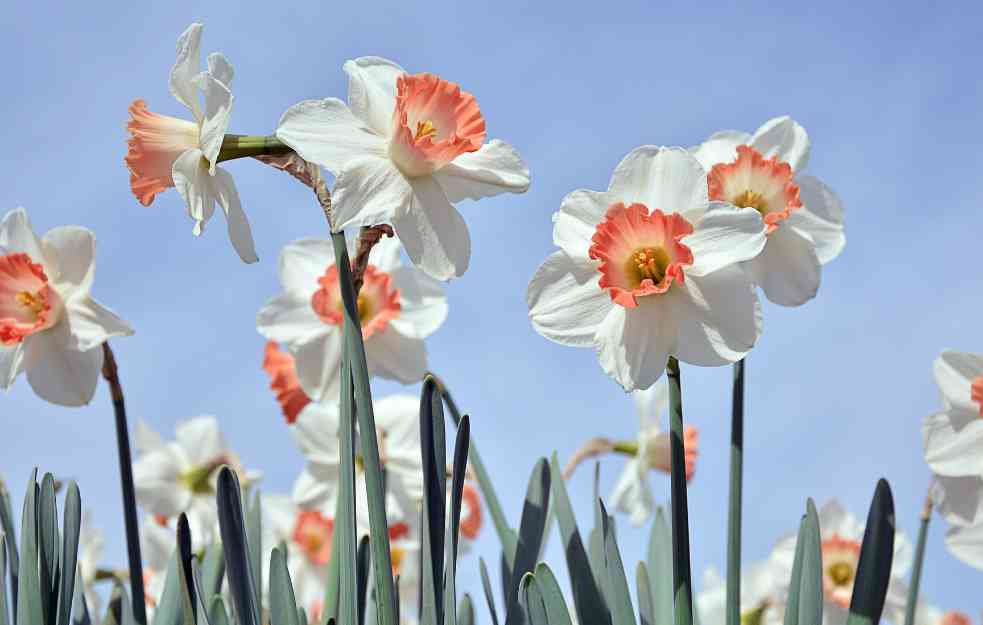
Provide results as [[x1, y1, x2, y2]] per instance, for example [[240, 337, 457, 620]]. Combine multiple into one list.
[[828, 562, 853, 586], [180, 465, 215, 495], [414, 120, 438, 141], [625, 246, 670, 288], [733, 189, 768, 216], [16, 291, 44, 317]]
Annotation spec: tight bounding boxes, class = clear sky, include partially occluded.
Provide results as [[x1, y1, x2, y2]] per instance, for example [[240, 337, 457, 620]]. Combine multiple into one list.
[[2, 0, 982, 618]]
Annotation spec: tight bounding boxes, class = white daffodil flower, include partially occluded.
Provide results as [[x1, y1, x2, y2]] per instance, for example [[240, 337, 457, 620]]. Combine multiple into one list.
[[275, 56, 530, 280], [0, 208, 132, 405], [257, 235, 447, 401], [124, 23, 257, 263], [697, 562, 783, 625], [527, 147, 766, 391], [76, 511, 105, 618], [691, 116, 845, 306]]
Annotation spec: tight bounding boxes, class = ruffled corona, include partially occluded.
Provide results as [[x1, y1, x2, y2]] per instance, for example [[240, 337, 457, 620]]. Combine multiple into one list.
[[261, 342, 312, 424], [125, 99, 200, 206], [388, 73, 486, 177], [644, 425, 699, 481], [589, 203, 694, 308], [708, 145, 802, 234], [820, 534, 861, 608], [941, 612, 972, 625], [460, 482, 483, 540], [292, 510, 334, 566], [0, 253, 59, 345], [310, 265, 401, 339], [971, 376, 983, 416]]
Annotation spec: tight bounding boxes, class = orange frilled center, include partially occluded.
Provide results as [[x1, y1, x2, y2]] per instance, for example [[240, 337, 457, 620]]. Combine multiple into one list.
[[460, 482, 483, 540], [261, 342, 312, 425], [708, 145, 802, 234], [292, 510, 334, 566], [589, 203, 694, 309], [941, 612, 972, 625], [820, 534, 861, 609], [971, 376, 983, 417], [388, 73, 486, 177], [310, 265, 401, 339], [125, 99, 200, 207], [0, 253, 58, 346]]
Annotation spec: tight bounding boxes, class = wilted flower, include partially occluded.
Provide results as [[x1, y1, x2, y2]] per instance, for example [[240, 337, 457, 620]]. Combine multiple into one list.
[[124, 23, 257, 262], [257, 235, 447, 401], [527, 147, 766, 390], [0, 208, 133, 405], [275, 56, 530, 280], [692, 116, 845, 306]]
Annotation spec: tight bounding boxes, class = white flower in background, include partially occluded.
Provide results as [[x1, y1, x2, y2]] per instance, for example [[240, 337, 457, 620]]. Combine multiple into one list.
[[923, 350, 983, 527], [697, 562, 782, 625], [769, 499, 912, 625], [691, 116, 845, 306], [0, 208, 133, 405], [124, 23, 257, 263], [456, 481, 484, 551], [895, 587, 973, 625], [527, 147, 766, 391], [257, 235, 447, 401], [76, 511, 105, 618], [264, 495, 338, 615], [275, 56, 530, 280], [141, 515, 179, 621], [610, 381, 699, 525], [133, 416, 259, 547]]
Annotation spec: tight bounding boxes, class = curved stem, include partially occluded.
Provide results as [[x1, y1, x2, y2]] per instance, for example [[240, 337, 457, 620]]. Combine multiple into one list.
[[101, 343, 147, 625], [667, 356, 693, 625], [903, 491, 933, 625], [727, 358, 745, 625]]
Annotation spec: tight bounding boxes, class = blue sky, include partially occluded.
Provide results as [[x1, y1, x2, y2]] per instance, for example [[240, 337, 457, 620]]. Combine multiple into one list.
[[2, 0, 982, 618]]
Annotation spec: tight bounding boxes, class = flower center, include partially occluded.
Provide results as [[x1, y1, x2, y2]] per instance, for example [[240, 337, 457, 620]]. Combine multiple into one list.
[[310, 264, 401, 339], [388, 73, 486, 177], [971, 376, 983, 417], [740, 603, 769, 625], [820, 534, 861, 608], [0, 253, 59, 346], [708, 145, 802, 234], [828, 562, 853, 586], [180, 464, 216, 495], [292, 511, 334, 566], [589, 202, 694, 309]]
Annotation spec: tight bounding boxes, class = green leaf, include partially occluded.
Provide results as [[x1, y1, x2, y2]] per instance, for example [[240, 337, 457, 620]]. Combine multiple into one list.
[[784, 500, 822, 625], [782, 515, 807, 625], [321, 491, 343, 625], [636, 563, 654, 625], [298, 607, 308, 625], [903, 507, 931, 625], [17, 470, 43, 625], [216, 467, 261, 625], [505, 459, 551, 625], [335, 348, 358, 625], [666, 357, 693, 625], [269, 546, 301, 625], [519, 574, 547, 625], [548, 454, 610, 625], [57, 482, 81, 625], [534, 563, 572, 625], [457, 594, 474, 625], [209, 597, 229, 625], [647, 509, 672, 625], [600, 504, 636, 625], [479, 558, 500, 625], [420, 378, 448, 625], [246, 492, 263, 620], [71, 574, 91, 625], [356, 536, 370, 625], [149, 555, 180, 625], [444, 415, 471, 625], [0, 479, 19, 619], [588, 525, 610, 608], [191, 558, 215, 625], [39, 473, 59, 625], [200, 542, 225, 601], [175, 515, 197, 625], [114, 582, 136, 625], [1, 534, 9, 625], [847, 480, 896, 625]]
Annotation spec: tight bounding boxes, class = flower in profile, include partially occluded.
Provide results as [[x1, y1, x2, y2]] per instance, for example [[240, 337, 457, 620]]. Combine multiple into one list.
[[257, 235, 447, 401], [922, 350, 983, 527], [0, 208, 133, 405], [527, 147, 766, 390], [697, 561, 782, 625], [275, 56, 530, 280], [124, 23, 257, 263], [262, 341, 311, 424], [692, 116, 845, 306]]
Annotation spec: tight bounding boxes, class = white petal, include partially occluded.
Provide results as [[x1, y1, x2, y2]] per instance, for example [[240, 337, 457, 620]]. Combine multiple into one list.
[[213, 168, 258, 263], [176, 416, 226, 466], [0, 343, 25, 390], [746, 226, 821, 307], [365, 327, 427, 384], [0, 207, 48, 264], [433, 139, 530, 202], [291, 401, 341, 464], [684, 204, 767, 277], [373, 394, 421, 453], [749, 116, 810, 173], [933, 350, 983, 414], [367, 233, 402, 272], [172, 149, 216, 230], [134, 420, 165, 455], [923, 410, 983, 476], [393, 176, 471, 281], [41, 226, 95, 298], [946, 522, 983, 570], [344, 56, 406, 137], [292, 465, 336, 509], [169, 23, 204, 120], [277, 238, 334, 296], [133, 445, 191, 516], [672, 266, 761, 366], [275, 99, 386, 176], [256, 293, 326, 345], [933, 474, 983, 526], [610, 459, 653, 526], [293, 330, 343, 402], [552, 189, 615, 261], [207, 52, 234, 87], [23, 323, 102, 406], [787, 175, 845, 265], [65, 296, 134, 351], [331, 156, 410, 231], [818, 499, 863, 538], [689, 129, 750, 170], [527, 251, 610, 347], [194, 72, 234, 170], [607, 146, 709, 223], [595, 300, 675, 392], [388, 266, 448, 339]]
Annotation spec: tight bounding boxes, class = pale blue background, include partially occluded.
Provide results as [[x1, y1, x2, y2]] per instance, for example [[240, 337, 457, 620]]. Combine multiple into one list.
[[1, 0, 981, 618]]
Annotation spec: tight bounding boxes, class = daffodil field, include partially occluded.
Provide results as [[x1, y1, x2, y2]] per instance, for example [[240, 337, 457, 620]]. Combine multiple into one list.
[[3, 20, 983, 625]]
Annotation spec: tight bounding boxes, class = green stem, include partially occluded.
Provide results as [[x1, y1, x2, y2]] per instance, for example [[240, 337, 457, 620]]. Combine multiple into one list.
[[903, 493, 933, 625], [216, 135, 292, 162], [727, 358, 745, 625], [667, 357, 693, 625], [612, 441, 639, 456]]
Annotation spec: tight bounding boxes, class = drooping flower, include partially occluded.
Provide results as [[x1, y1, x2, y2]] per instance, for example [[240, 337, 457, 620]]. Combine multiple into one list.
[[124, 23, 257, 263], [275, 56, 530, 280], [527, 147, 766, 391], [257, 235, 447, 401], [0, 208, 133, 406], [610, 381, 699, 525], [697, 562, 782, 625], [922, 350, 983, 527], [691, 116, 845, 306], [132, 416, 260, 547]]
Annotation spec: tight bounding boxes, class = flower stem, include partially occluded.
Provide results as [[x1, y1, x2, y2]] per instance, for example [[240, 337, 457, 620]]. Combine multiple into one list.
[[727, 358, 745, 625], [100, 342, 147, 625], [216, 134, 292, 163], [667, 356, 693, 625], [903, 491, 933, 625]]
